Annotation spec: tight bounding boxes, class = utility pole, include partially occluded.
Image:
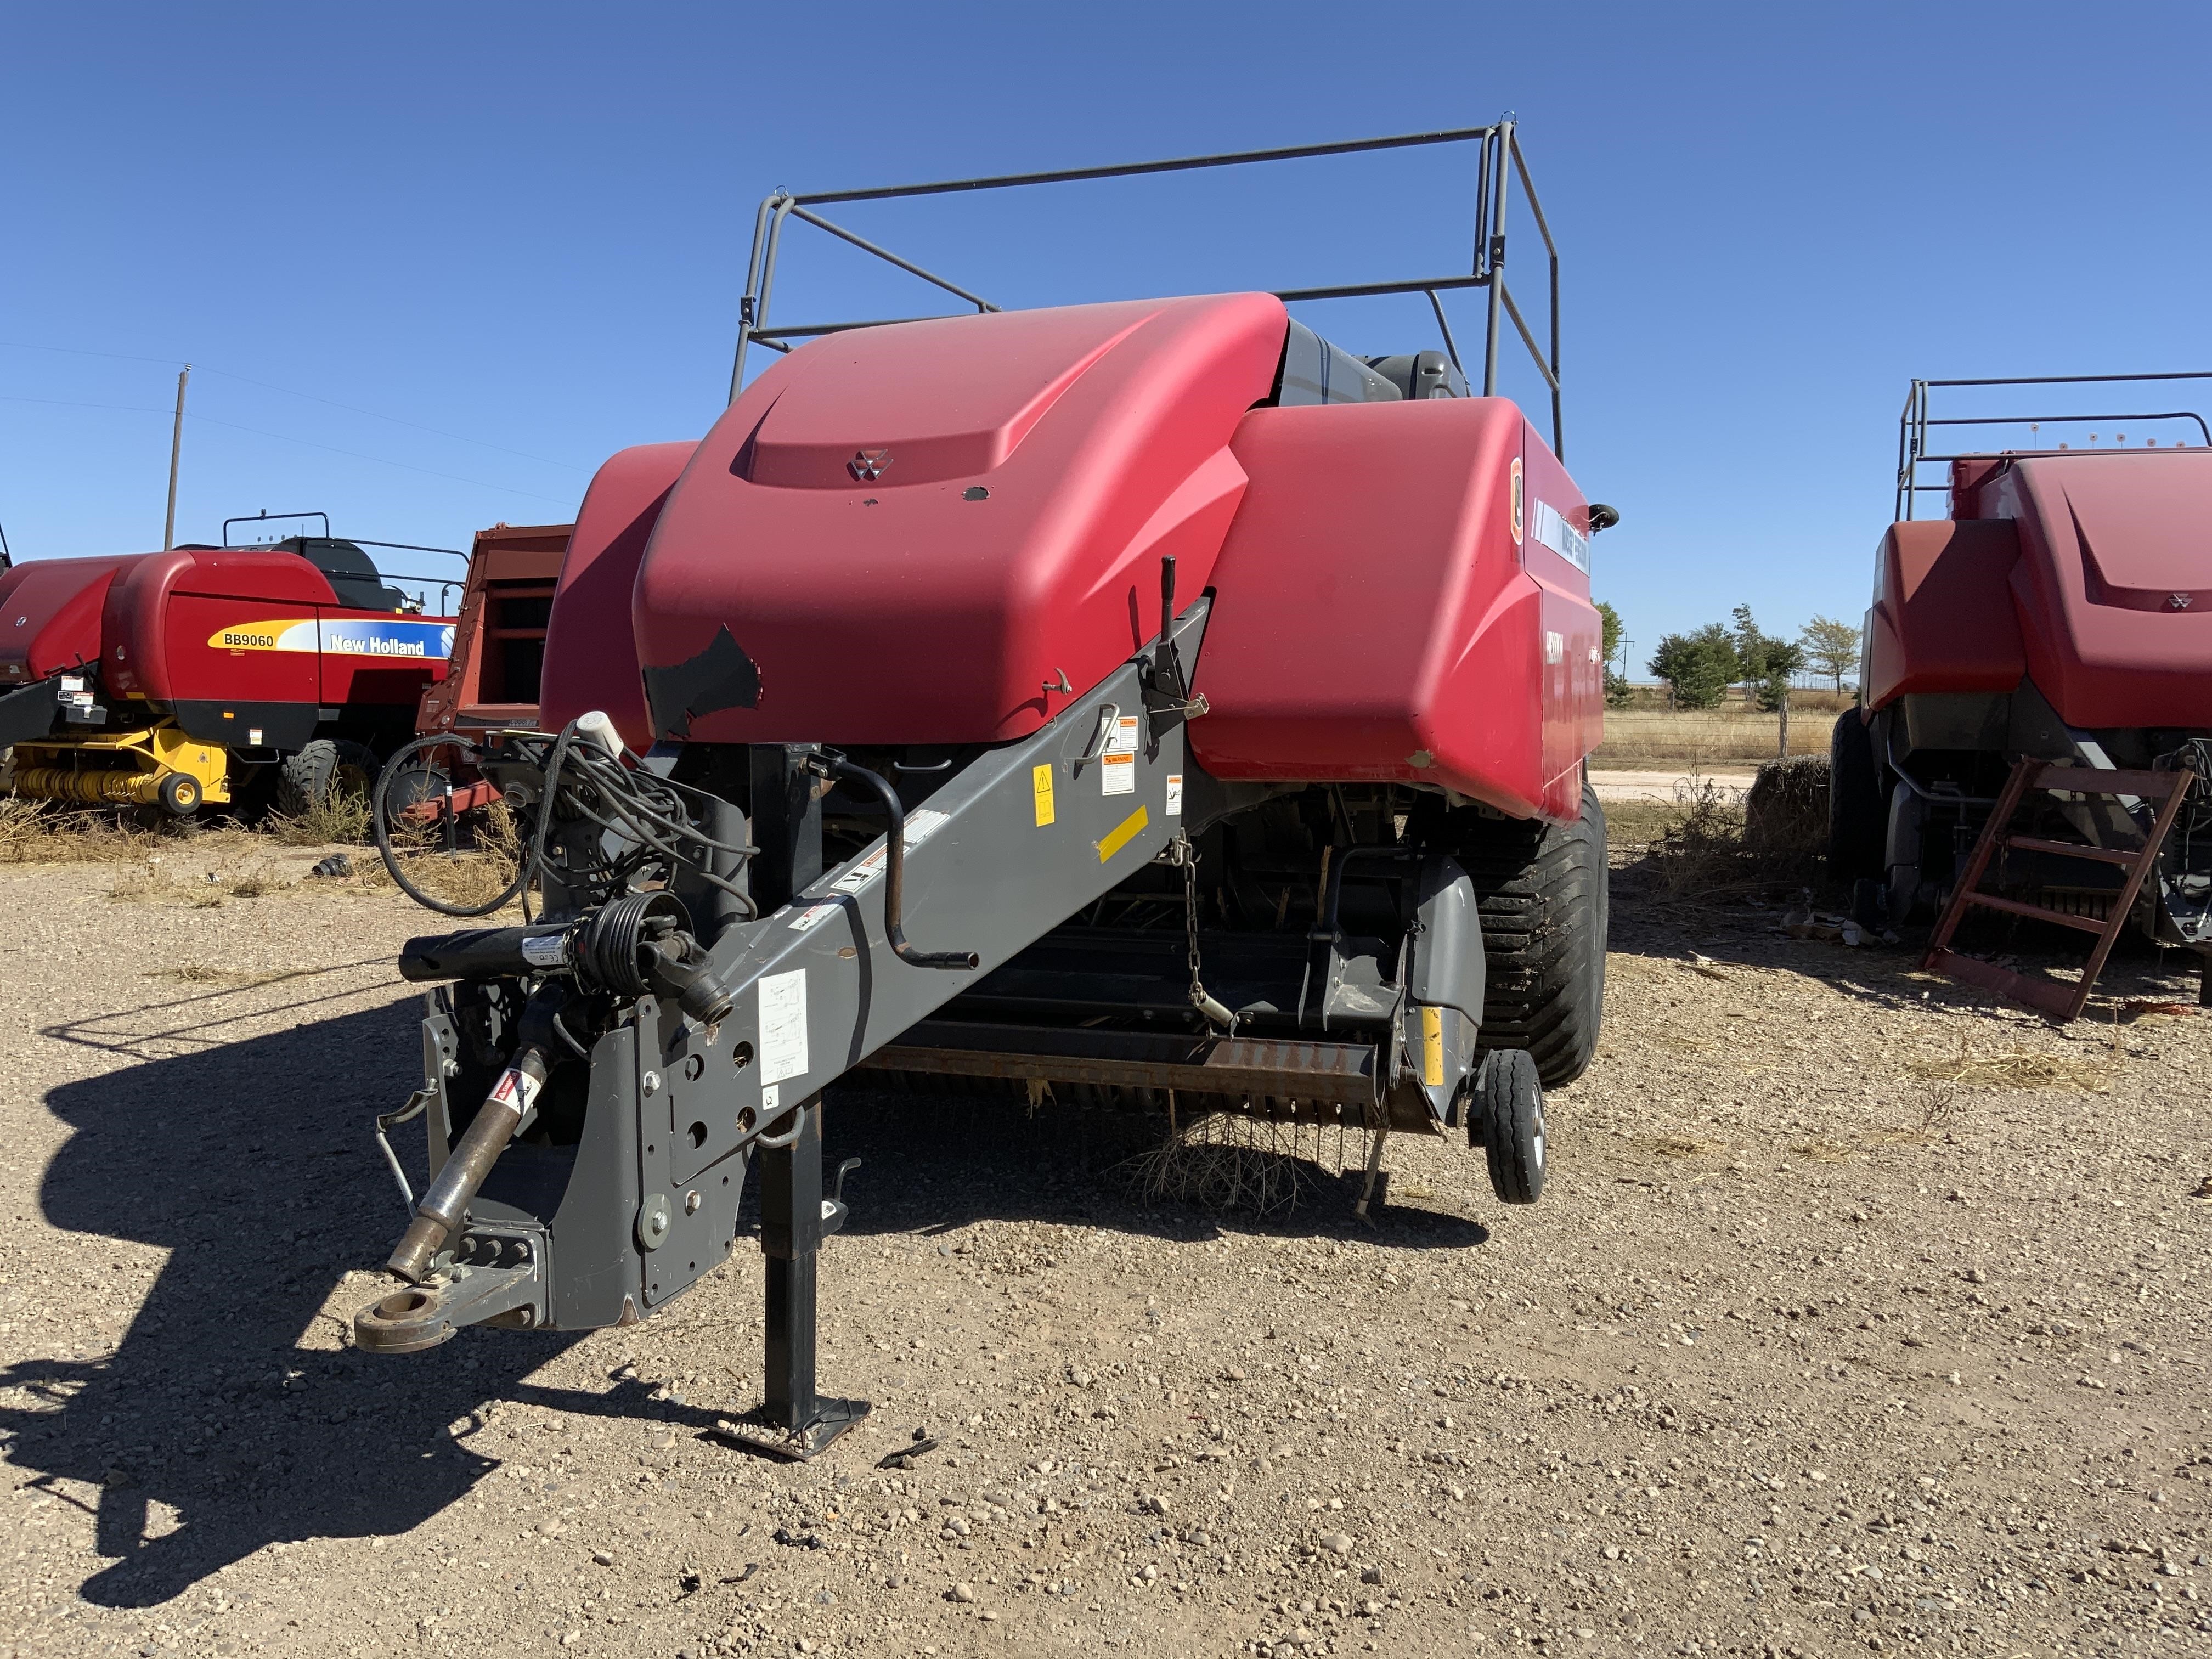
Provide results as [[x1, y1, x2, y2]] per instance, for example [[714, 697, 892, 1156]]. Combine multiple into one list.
[[163, 364, 191, 550]]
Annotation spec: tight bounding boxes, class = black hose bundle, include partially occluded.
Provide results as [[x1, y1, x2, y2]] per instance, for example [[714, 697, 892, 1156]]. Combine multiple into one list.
[[373, 718, 760, 922]]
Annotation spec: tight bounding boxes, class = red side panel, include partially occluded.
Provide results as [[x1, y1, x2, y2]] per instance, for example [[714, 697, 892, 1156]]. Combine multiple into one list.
[[540, 442, 698, 748], [110, 550, 342, 702], [630, 294, 1288, 745], [1861, 520, 2025, 708], [1984, 452, 2212, 727], [0, 556, 138, 686], [1191, 399, 1601, 825]]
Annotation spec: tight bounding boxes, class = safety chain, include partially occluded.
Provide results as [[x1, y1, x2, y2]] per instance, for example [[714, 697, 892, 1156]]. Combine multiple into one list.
[[1177, 837, 1237, 1032]]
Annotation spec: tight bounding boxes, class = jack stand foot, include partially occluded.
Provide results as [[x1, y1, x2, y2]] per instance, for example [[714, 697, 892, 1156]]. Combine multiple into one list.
[[712, 1395, 872, 1463], [719, 1099, 871, 1463]]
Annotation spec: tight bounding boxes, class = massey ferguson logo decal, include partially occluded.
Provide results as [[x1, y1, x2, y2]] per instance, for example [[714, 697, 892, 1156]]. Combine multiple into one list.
[[848, 449, 893, 481], [2170, 592, 2193, 611]]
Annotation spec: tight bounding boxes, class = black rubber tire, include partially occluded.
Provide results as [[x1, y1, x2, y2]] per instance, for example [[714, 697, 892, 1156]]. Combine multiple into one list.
[[1827, 710, 1886, 882], [1474, 1048, 1547, 1204], [277, 738, 377, 816], [1456, 778, 1608, 1088], [156, 771, 201, 817]]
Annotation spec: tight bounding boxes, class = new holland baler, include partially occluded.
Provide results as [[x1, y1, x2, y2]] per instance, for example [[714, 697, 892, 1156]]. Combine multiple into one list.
[[352, 126, 1616, 1459], [0, 521, 457, 816]]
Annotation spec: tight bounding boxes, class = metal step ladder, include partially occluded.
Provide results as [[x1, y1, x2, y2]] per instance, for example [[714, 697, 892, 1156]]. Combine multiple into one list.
[[1922, 758, 2197, 1021]]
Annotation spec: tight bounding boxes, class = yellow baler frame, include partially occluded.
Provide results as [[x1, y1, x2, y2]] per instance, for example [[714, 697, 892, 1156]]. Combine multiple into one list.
[[13, 720, 232, 809]]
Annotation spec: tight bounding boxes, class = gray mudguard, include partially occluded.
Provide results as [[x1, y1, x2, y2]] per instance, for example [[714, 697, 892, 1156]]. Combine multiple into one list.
[[1398, 855, 1483, 1123]]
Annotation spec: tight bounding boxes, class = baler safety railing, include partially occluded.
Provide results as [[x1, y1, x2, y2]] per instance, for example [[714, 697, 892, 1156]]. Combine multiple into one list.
[[726, 122, 1568, 458], [1894, 371, 2212, 521]]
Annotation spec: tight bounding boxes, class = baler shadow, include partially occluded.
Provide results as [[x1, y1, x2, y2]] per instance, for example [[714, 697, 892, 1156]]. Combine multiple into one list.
[[814, 1085, 1491, 1250], [0, 998, 628, 1611]]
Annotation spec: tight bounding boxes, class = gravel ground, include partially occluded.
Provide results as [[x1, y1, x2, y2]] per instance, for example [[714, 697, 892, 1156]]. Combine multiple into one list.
[[1, 837, 2209, 1659]]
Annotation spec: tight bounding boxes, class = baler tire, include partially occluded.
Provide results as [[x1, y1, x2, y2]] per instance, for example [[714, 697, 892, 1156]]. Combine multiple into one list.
[[278, 738, 377, 818], [1474, 1048, 1547, 1205], [1827, 710, 1886, 882], [156, 771, 201, 817], [1458, 778, 1607, 1089]]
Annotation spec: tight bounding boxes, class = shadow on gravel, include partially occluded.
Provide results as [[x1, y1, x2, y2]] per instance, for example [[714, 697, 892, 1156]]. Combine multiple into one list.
[[0, 998, 631, 1610], [2, 995, 1481, 1609], [813, 1084, 1492, 1252]]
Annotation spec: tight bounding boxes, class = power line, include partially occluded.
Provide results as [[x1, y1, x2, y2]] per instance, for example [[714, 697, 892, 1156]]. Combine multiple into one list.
[[0, 393, 575, 505], [0, 339, 591, 473]]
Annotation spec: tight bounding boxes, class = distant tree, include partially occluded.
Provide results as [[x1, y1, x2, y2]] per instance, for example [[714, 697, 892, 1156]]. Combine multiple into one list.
[[1730, 604, 1766, 691], [1752, 639, 1807, 712], [1798, 614, 1862, 692], [1649, 625, 1739, 710]]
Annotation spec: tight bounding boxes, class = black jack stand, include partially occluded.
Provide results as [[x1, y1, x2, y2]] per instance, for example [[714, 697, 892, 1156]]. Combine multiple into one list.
[[718, 1098, 870, 1461]]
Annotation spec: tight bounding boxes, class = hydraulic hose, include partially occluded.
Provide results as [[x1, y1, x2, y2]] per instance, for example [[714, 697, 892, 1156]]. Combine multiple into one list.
[[827, 758, 979, 970]]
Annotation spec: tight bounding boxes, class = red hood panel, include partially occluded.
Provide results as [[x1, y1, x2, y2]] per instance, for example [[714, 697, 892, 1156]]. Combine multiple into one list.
[[631, 293, 1289, 745]]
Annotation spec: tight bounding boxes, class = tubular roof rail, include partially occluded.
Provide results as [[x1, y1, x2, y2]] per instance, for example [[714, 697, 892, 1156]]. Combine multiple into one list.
[[727, 122, 1567, 458], [1895, 372, 2212, 520]]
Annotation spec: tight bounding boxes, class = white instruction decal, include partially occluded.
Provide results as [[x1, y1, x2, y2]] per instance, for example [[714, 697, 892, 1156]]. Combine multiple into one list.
[[1165, 774, 1183, 816], [487, 1066, 541, 1114], [788, 901, 840, 933], [1531, 499, 1590, 573], [1105, 715, 1139, 755], [758, 969, 809, 1085], [520, 931, 568, 969], [828, 808, 952, 895], [760, 1084, 780, 1113]]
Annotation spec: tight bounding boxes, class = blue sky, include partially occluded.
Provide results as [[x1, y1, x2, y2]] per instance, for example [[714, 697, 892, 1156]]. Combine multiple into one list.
[[2, 3, 2205, 673]]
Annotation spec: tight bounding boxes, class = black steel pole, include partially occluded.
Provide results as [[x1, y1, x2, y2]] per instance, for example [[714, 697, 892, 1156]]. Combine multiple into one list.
[[759, 1102, 823, 1427]]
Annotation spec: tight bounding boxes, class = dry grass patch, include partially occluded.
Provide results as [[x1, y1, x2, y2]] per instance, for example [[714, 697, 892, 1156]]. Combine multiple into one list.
[[108, 858, 296, 906], [371, 801, 524, 913], [1119, 1109, 1354, 1218], [143, 964, 299, 989], [0, 800, 155, 864], [266, 791, 372, 848], [1905, 1038, 2111, 1093]]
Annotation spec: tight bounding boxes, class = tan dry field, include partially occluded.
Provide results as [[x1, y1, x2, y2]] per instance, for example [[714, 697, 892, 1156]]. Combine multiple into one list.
[[1595, 710, 1833, 767], [0, 824, 2208, 1659]]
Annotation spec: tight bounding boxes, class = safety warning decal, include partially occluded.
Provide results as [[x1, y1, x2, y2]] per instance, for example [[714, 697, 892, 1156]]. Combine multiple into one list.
[[788, 901, 840, 933], [1032, 763, 1056, 827], [758, 969, 809, 1085], [487, 1065, 541, 1115], [828, 808, 950, 895], [1101, 715, 1139, 796], [208, 618, 456, 659], [1165, 774, 1183, 816]]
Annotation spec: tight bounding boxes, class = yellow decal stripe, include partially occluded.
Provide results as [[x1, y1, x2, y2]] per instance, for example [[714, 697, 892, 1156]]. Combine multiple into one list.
[[1096, 805, 1149, 863], [1032, 763, 1056, 827], [1420, 1005, 1444, 1087]]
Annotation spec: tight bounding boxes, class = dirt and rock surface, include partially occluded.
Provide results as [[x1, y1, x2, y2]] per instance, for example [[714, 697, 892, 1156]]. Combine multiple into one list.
[[1, 833, 2208, 1658]]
